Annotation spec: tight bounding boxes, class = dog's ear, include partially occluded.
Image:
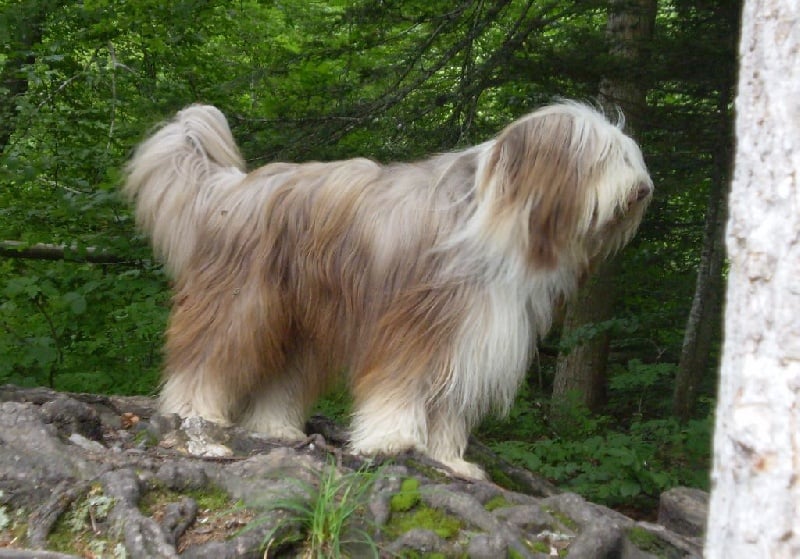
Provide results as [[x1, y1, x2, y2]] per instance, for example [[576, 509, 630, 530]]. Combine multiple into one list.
[[484, 110, 593, 268]]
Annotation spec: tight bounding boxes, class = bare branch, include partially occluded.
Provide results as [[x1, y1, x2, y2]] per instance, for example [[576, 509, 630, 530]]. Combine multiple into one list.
[[0, 240, 146, 265]]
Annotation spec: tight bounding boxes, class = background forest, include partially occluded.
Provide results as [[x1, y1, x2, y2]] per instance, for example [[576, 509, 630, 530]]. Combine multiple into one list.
[[0, 0, 738, 516]]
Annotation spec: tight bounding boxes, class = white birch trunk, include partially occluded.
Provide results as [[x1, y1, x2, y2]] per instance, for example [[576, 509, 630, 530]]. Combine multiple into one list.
[[705, 1, 800, 557]]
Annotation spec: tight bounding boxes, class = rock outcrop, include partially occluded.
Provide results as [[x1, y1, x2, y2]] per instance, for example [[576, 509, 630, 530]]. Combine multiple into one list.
[[0, 385, 706, 558]]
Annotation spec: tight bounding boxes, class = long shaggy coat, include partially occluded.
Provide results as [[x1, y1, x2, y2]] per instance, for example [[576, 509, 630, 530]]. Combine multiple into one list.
[[124, 103, 652, 478]]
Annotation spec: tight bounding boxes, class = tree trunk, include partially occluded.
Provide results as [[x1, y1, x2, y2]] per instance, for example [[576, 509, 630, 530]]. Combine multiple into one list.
[[672, 10, 738, 423], [705, 0, 800, 556], [672, 126, 730, 421], [551, 0, 656, 413], [552, 258, 619, 411]]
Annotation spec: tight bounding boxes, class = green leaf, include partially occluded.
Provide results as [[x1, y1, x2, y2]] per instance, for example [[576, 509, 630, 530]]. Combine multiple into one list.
[[63, 292, 87, 315], [618, 480, 642, 498]]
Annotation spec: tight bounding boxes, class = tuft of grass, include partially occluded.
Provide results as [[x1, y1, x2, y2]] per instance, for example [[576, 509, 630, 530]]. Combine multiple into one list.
[[256, 461, 381, 558]]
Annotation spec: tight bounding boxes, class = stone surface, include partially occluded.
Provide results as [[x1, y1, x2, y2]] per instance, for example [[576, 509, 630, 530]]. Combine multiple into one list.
[[658, 486, 708, 537], [0, 385, 706, 558]]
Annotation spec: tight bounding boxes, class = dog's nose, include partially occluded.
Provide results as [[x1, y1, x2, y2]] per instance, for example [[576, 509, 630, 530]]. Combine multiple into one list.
[[636, 181, 653, 201]]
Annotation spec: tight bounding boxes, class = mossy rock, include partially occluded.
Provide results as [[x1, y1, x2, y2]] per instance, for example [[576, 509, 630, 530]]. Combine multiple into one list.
[[47, 485, 121, 557], [391, 478, 421, 512], [626, 526, 684, 558], [386, 505, 462, 539], [140, 483, 232, 516], [483, 495, 512, 511], [543, 506, 578, 531]]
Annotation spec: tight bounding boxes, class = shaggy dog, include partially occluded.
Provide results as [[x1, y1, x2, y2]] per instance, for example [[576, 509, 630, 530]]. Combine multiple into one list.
[[124, 103, 652, 478]]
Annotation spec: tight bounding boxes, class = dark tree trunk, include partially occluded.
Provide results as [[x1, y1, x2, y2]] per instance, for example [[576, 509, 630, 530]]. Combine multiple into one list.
[[552, 259, 620, 411], [672, 88, 733, 422], [551, 0, 657, 413]]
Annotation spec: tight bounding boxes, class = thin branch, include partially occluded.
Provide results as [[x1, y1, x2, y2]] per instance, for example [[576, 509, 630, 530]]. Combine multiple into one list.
[[0, 240, 146, 265]]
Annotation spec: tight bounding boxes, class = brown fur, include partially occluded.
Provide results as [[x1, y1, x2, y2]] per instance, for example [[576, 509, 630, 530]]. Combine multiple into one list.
[[124, 102, 652, 478]]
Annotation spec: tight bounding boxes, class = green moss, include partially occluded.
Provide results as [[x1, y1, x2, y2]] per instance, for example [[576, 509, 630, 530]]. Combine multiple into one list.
[[484, 465, 526, 493], [140, 483, 231, 516], [509, 549, 525, 559], [483, 495, 511, 511], [626, 526, 679, 558], [47, 519, 79, 553], [403, 458, 450, 483], [543, 506, 578, 531], [387, 506, 462, 539], [138, 486, 171, 516], [188, 485, 231, 511], [391, 478, 421, 512], [529, 540, 550, 553], [47, 486, 122, 557], [627, 526, 658, 549]]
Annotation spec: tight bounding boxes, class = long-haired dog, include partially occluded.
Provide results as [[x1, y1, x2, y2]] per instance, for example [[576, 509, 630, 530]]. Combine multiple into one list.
[[124, 102, 652, 478]]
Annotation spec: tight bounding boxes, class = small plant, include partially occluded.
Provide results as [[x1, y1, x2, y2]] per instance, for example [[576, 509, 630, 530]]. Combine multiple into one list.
[[491, 414, 711, 509], [256, 461, 381, 558], [65, 485, 114, 534]]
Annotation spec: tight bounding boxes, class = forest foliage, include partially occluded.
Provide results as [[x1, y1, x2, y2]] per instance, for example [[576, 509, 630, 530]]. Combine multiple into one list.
[[0, 0, 738, 512]]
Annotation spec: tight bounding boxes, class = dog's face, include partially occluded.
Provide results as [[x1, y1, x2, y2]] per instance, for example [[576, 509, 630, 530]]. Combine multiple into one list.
[[482, 103, 653, 269]]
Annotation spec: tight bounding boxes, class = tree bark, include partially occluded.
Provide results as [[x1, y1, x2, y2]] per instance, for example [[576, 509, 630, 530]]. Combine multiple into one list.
[[672, 10, 738, 423], [705, 1, 800, 556], [551, 0, 656, 413], [672, 128, 730, 421], [552, 259, 619, 411]]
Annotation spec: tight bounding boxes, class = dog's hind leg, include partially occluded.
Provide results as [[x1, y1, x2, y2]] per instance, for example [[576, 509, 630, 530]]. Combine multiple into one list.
[[160, 278, 290, 428], [237, 348, 323, 440]]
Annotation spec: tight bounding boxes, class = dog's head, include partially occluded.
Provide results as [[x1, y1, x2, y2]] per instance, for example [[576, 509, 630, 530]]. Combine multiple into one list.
[[481, 102, 653, 269]]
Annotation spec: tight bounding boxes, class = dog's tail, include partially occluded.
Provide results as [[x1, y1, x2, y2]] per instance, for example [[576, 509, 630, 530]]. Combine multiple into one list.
[[123, 104, 246, 277]]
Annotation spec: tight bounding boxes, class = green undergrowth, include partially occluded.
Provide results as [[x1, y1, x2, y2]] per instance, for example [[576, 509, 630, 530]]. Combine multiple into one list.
[[480, 381, 712, 511]]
